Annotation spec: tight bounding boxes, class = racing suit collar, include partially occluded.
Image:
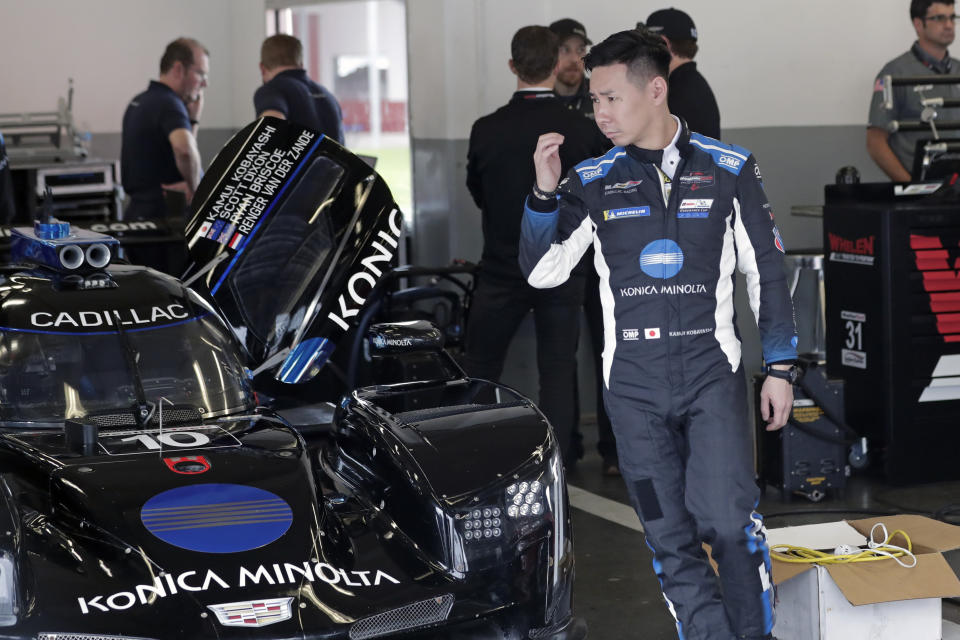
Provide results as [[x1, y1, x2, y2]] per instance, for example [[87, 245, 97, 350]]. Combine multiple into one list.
[[625, 116, 691, 177]]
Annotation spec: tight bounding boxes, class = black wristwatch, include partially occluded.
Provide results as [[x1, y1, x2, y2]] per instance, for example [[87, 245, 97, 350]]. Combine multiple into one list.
[[766, 365, 799, 384]]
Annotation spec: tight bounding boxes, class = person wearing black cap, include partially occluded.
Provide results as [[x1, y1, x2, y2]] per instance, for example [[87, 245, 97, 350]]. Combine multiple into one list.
[[644, 8, 721, 139], [550, 17, 620, 476], [463, 26, 608, 468], [549, 18, 594, 119]]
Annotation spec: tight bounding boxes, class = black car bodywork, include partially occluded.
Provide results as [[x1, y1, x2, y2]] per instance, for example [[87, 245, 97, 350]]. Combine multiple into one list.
[[0, 120, 584, 639]]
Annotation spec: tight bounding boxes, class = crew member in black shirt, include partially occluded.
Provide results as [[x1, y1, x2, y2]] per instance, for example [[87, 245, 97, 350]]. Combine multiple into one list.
[[644, 8, 721, 139], [549, 18, 594, 119], [121, 38, 208, 221], [255, 35, 344, 145], [464, 26, 608, 465], [550, 16, 620, 475]]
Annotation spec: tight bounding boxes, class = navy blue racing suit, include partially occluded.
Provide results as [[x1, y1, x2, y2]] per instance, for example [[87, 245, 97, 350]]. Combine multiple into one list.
[[520, 119, 797, 640]]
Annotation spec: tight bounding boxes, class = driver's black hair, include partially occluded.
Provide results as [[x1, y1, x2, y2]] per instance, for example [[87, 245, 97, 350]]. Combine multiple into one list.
[[583, 27, 670, 87]]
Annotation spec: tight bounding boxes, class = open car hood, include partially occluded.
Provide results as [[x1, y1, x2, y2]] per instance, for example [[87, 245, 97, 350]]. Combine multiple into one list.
[[182, 118, 402, 383]]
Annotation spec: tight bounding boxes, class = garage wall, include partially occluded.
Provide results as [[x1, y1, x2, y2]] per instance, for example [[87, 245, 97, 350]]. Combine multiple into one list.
[[405, 0, 915, 402], [0, 0, 266, 160], [407, 0, 914, 263], [409, 1, 915, 137]]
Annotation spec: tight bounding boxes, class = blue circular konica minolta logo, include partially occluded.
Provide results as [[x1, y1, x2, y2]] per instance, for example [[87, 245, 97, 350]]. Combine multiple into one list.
[[639, 239, 684, 279], [141, 484, 293, 553]]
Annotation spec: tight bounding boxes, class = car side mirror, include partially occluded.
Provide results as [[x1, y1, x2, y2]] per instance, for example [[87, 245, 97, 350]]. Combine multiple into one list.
[[367, 321, 444, 357]]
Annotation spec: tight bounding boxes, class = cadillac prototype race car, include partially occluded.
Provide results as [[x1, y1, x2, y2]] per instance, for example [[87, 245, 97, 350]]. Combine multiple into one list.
[[0, 119, 585, 639]]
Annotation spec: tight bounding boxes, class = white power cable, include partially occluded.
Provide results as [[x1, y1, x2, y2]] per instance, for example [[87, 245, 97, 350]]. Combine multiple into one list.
[[867, 522, 918, 569]]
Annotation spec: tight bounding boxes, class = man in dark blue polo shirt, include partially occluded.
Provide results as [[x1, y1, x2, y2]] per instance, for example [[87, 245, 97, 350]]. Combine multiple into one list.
[[121, 37, 209, 220], [254, 35, 344, 144]]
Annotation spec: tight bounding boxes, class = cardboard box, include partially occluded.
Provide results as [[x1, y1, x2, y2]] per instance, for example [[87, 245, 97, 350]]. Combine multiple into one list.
[[768, 515, 960, 640]]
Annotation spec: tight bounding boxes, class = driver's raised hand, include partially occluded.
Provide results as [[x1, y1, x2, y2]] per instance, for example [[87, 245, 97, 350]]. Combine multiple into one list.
[[533, 132, 565, 193]]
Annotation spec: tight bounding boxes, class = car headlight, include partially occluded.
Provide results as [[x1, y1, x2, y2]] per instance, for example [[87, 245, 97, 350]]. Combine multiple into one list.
[[0, 552, 18, 626], [461, 506, 503, 541], [448, 449, 564, 572]]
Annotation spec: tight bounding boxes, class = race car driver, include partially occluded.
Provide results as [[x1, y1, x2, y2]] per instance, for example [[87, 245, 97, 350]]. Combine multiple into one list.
[[520, 28, 797, 640]]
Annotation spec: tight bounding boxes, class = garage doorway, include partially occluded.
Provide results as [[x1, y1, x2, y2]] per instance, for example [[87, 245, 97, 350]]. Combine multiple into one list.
[[265, 1, 412, 226]]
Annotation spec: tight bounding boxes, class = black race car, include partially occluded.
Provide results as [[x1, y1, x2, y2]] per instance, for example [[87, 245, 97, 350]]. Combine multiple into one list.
[[0, 120, 585, 639]]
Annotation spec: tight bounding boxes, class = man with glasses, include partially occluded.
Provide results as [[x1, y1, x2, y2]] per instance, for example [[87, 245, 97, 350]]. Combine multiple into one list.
[[121, 38, 209, 220], [548, 17, 622, 475], [550, 19, 594, 119], [867, 1, 960, 181]]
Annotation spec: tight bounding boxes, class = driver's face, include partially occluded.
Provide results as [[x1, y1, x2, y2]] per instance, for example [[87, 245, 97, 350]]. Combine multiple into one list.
[[590, 63, 660, 147]]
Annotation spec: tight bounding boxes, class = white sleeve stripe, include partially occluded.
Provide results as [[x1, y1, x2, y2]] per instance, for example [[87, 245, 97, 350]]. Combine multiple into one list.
[[575, 151, 627, 173], [527, 215, 594, 289], [689, 138, 749, 161], [714, 211, 741, 372], [592, 233, 618, 388], [732, 198, 762, 324]]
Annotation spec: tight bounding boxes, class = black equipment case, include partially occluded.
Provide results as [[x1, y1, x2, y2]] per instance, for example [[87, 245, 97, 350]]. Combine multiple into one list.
[[823, 182, 960, 484]]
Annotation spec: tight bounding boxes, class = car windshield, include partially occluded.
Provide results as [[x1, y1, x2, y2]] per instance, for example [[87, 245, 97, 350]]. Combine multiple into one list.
[[0, 314, 254, 427]]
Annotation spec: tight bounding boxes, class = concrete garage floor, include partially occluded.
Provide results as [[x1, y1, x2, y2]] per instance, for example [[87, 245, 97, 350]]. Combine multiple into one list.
[[567, 419, 960, 639]]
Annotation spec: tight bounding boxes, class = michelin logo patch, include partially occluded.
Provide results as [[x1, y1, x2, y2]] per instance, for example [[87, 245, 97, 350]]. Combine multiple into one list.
[[678, 199, 712, 218], [604, 206, 650, 221]]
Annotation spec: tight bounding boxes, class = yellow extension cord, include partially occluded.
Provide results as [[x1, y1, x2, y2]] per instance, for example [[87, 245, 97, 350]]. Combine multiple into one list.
[[770, 527, 915, 566]]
